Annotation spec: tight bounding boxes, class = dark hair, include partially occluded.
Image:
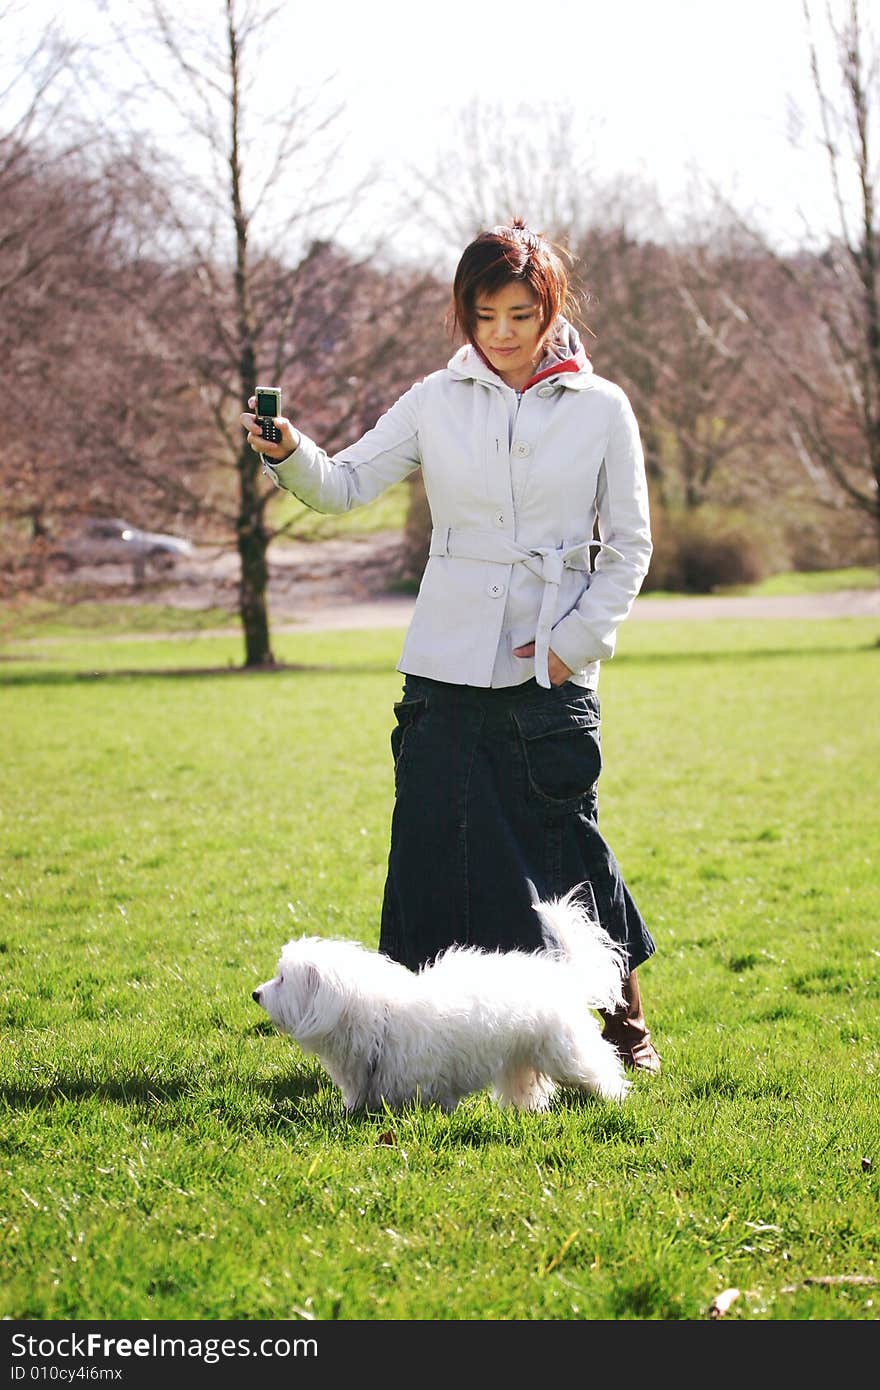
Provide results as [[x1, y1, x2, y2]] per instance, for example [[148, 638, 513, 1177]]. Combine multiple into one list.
[[451, 217, 572, 345]]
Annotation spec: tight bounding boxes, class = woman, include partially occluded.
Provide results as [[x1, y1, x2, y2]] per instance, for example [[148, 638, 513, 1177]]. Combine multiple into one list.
[[242, 219, 660, 1074]]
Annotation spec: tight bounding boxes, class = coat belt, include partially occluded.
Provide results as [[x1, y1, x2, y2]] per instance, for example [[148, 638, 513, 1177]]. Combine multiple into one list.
[[428, 526, 624, 688]]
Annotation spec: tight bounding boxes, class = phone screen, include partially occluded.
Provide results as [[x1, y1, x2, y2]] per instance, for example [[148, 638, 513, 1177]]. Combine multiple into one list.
[[256, 392, 278, 418]]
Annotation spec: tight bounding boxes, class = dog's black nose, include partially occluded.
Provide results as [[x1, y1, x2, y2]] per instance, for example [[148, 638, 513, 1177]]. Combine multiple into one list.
[[252, 989, 261, 1003]]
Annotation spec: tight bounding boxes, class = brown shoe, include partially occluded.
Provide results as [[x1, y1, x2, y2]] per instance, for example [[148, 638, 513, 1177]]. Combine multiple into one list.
[[615, 1028, 662, 1074], [600, 970, 662, 1075]]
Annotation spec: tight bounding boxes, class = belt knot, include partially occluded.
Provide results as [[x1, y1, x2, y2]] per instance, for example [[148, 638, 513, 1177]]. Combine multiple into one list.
[[428, 527, 623, 687]]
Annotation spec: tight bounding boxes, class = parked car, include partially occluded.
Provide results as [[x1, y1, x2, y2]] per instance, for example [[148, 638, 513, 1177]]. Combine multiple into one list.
[[53, 517, 193, 579]]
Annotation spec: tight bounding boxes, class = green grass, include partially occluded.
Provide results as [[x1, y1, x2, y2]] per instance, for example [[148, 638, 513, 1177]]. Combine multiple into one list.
[[641, 564, 879, 601], [1, 613, 878, 1322], [0, 596, 235, 643], [722, 566, 879, 596]]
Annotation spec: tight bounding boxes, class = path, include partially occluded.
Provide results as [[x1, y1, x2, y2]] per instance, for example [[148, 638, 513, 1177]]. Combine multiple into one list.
[[44, 529, 880, 632], [279, 586, 880, 631]]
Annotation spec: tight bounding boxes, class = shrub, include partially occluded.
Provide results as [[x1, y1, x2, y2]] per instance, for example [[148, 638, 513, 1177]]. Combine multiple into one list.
[[643, 508, 786, 593]]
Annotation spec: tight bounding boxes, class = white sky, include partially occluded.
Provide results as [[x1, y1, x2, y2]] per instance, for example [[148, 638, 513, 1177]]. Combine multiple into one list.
[[289, 0, 828, 201], [299, 0, 870, 252], [4, 0, 873, 259]]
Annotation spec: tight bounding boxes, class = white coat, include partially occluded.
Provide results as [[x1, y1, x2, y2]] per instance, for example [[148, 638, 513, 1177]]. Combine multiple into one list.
[[265, 333, 652, 690]]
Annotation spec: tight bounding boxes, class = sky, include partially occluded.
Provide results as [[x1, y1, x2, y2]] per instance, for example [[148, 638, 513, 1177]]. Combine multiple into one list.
[[277, 0, 846, 231], [4, 0, 872, 263]]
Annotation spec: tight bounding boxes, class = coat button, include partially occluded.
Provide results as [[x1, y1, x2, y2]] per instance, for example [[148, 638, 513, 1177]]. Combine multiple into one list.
[[512, 441, 532, 458], [537, 385, 555, 397], [487, 581, 505, 598], [493, 511, 506, 527]]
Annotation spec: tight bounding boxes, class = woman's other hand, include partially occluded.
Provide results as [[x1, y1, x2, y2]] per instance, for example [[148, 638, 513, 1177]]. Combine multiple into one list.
[[241, 396, 300, 464], [512, 642, 573, 686]]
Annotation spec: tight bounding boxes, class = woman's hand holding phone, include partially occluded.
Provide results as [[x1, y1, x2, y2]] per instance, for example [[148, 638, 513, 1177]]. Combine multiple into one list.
[[241, 393, 300, 464]]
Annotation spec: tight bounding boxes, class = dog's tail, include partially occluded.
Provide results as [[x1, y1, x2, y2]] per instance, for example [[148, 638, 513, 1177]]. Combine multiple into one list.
[[529, 883, 627, 1013]]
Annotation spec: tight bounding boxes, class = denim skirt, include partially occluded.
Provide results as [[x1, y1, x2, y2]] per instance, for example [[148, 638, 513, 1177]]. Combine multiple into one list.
[[378, 674, 655, 975]]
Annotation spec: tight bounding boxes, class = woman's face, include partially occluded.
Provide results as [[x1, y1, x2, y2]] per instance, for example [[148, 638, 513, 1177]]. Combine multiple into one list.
[[471, 281, 548, 389]]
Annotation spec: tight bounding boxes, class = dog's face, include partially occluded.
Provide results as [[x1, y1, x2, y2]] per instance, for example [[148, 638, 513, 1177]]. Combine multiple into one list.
[[252, 937, 350, 1042]]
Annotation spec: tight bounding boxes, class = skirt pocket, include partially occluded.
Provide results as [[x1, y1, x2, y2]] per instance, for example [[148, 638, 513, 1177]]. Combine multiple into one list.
[[512, 702, 602, 812], [390, 696, 427, 788]]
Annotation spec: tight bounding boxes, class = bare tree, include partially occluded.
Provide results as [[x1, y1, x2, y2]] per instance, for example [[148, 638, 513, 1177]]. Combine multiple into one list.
[[591, 225, 778, 512], [96, 0, 345, 664], [410, 99, 611, 262], [0, 8, 148, 578], [0, 142, 215, 561], [691, 1, 880, 559], [788, 0, 880, 553], [59, 2, 374, 660], [77, 0, 455, 666]]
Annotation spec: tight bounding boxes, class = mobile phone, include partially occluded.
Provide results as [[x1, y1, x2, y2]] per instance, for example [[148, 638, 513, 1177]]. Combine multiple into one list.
[[255, 385, 281, 444]]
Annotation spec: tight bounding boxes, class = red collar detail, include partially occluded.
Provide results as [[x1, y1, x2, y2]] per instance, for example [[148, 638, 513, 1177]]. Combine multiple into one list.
[[520, 358, 582, 391], [473, 345, 587, 393]]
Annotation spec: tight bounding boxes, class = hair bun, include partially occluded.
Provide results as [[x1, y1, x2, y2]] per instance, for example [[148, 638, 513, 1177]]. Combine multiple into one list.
[[509, 216, 541, 248]]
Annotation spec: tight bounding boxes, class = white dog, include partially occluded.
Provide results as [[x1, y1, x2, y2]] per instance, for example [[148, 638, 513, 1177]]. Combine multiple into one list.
[[252, 889, 630, 1113]]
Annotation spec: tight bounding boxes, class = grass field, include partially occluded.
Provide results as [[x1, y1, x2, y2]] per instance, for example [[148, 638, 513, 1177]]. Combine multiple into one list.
[[1, 608, 878, 1323]]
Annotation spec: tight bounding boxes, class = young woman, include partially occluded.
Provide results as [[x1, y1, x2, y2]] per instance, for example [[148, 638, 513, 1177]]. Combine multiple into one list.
[[242, 219, 660, 1073]]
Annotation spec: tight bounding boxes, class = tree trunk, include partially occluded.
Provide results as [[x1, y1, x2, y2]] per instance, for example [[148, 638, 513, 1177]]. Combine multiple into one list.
[[234, 308, 274, 668], [228, 9, 274, 669], [236, 440, 275, 667]]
